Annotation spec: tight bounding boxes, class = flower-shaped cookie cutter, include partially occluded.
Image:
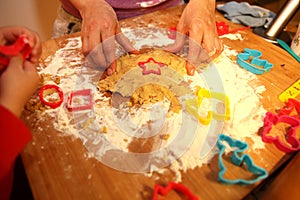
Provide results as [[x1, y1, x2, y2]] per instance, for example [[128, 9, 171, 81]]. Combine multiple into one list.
[[262, 112, 300, 153], [0, 34, 32, 66], [217, 134, 268, 185], [237, 48, 273, 75], [138, 57, 166, 75], [186, 88, 230, 125], [152, 182, 198, 200]]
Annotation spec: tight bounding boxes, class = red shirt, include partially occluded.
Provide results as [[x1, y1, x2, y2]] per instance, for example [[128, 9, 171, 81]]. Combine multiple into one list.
[[0, 105, 32, 200], [60, 0, 182, 20]]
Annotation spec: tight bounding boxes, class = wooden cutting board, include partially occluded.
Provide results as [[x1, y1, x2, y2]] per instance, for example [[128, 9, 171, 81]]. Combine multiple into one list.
[[21, 5, 299, 200]]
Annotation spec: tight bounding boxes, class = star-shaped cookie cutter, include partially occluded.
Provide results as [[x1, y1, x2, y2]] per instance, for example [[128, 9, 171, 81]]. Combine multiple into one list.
[[138, 57, 166, 75], [185, 88, 230, 125], [152, 182, 198, 200], [217, 134, 268, 185], [262, 112, 300, 153], [237, 48, 273, 75]]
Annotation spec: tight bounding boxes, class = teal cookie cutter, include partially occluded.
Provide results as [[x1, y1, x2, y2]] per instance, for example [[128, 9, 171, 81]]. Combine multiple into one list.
[[217, 134, 268, 185], [237, 48, 273, 75]]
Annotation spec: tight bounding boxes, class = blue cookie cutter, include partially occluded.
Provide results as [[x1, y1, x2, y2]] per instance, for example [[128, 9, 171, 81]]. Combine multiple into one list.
[[237, 48, 273, 75], [217, 134, 268, 185]]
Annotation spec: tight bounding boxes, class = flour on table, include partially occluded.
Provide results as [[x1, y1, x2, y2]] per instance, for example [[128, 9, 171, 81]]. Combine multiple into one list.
[[27, 29, 266, 182], [220, 33, 244, 40]]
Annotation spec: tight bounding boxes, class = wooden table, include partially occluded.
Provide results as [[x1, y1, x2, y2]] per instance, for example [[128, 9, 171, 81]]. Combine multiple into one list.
[[21, 5, 300, 200]]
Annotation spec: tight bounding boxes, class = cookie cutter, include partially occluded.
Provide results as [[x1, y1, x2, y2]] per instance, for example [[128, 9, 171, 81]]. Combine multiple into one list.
[[0, 34, 32, 66], [278, 78, 300, 102], [186, 88, 230, 125], [237, 48, 273, 75], [217, 134, 268, 185], [67, 89, 93, 112], [278, 98, 300, 118], [152, 182, 198, 200], [216, 21, 251, 36], [138, 57, 165, 75], [39, 84, 64, 109], [262, 112, 300, 153], [168, 26, 177, 40]]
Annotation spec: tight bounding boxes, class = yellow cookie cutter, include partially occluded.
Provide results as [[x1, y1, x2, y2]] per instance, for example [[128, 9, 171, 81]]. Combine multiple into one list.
[[279, 78, 300, 102], [186, 88, 230, 125]]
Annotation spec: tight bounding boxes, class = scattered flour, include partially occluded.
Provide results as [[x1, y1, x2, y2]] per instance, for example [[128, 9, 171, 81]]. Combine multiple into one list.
[[29, 28, 267, 182], [220, 33, 244, 40]]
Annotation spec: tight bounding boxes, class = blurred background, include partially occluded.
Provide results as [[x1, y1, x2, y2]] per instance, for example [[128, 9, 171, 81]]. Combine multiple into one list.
[[0, 0, 60, 41]]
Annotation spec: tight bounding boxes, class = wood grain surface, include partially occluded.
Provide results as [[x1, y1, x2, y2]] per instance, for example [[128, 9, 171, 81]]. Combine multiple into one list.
[[21, 5, 300, 200]]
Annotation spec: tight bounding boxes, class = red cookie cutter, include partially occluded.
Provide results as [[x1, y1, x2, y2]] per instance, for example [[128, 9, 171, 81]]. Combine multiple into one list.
[[0, 34, 32, 66], [278, 98, 300, 118], [168, 26, 177, 40], [262, 112, 300, 153], [67, 89, 93, 111], [152, 182, 198, 200], [216, 21, 250, 36], [138, 57, 165, 75], [39, 84, 64, 109]]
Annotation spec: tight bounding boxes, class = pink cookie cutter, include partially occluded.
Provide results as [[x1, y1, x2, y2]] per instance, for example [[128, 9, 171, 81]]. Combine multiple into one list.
[[262, 112, 300, 153]]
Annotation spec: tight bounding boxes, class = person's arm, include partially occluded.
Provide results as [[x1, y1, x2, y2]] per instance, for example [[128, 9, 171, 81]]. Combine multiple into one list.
[[0, 105, 32, 200], [0, 26, 41, 200], [166, 0, 223, 75], [69, 0, 136, 75]]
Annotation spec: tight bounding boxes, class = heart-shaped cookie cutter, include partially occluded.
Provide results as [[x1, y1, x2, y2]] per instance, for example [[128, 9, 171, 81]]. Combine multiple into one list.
[[217, 134, 268, 185], [237, 48, 273, 75], [262, 112, 300, 153]]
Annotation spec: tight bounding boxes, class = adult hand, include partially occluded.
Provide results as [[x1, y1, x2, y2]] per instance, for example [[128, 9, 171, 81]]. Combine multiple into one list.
[[166, 0, 223, 76], [71, 0, 137, 75], [0, 55, 40, 117]]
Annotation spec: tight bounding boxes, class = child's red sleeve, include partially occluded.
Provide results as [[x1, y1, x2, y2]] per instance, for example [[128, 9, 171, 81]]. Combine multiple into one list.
[[0, 105, 32, 200]]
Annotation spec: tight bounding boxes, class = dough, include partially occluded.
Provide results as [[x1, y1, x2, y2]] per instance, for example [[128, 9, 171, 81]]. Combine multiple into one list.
[[98, 49, 192, 113]]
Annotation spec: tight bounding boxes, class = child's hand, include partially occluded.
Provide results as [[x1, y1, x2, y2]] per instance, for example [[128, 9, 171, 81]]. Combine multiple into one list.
[[0, 55, 40, 117], [0, 26, 42, 64], [0, 26, 41, 117]]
